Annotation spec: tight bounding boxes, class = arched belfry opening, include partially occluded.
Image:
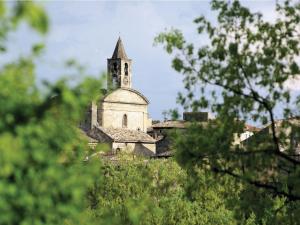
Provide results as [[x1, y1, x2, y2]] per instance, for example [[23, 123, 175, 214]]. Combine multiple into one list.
[[125, 63, 128, 75], [113, 62, 118, 73], [122, 114, 128, 128]]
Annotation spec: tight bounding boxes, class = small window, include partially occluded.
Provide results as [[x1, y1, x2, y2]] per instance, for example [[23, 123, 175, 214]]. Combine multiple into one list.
[[124, 63, 128, 76], [122, 114, 128, 128]]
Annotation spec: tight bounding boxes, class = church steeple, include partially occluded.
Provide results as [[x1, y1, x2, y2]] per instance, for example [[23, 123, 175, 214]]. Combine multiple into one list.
[[107, 37, 132, 90], [112, 37, 128, 59]]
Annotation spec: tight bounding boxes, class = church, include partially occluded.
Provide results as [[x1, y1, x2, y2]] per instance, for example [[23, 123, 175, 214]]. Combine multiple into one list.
[[81, 37, 156, 156]]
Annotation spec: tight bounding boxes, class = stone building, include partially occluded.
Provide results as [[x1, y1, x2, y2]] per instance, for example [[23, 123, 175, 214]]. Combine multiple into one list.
[[150, 120, 186, 157], [149, 112, 211, 157], [81, 37, 156, 156], [89, 126, 156, 156]]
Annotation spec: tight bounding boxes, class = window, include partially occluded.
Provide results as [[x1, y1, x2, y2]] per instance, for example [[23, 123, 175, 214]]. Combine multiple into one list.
[[124, 63, 128, 75], [112, 74, 118, 87], [113, 62, 118, 72], [122, 114, 128, 128]]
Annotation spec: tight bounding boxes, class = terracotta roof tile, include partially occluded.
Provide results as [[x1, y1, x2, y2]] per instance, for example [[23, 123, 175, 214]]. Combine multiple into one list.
[[96, 126, 156, 143]]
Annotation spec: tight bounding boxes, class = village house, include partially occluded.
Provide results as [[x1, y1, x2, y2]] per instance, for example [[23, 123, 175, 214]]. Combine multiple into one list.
[[149, 112, 212, 157], [242, 117, 300, 158]]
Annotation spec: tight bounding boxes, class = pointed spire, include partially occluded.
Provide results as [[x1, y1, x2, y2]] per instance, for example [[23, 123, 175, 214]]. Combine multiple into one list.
[[112, 37, 128, 59]]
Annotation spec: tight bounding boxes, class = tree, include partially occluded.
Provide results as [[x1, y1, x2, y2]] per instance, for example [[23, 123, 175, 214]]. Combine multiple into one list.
[[85, 157, 240, 225], [155, 0, 300, 208], [0, 2, 104, 224]]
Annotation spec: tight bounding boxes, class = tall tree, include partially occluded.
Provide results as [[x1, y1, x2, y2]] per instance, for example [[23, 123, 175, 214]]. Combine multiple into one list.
[[0, 2, 103, 224], [155, 0, 300, 202]]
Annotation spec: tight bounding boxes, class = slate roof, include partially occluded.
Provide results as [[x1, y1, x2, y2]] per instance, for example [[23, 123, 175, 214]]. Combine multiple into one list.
[[79, 129, 99, 143], [112, 37, 128, 59], [96, 126, 156, 143], [152, 120, 213, 129], [152, 120, 187, 129]]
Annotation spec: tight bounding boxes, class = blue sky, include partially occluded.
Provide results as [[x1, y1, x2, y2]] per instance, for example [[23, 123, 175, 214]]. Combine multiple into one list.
[[5, 0, 298, 121]]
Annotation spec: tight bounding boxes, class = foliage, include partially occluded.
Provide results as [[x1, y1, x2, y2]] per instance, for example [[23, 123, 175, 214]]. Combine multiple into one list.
[[155, 0, 300, 224], [0, 1, 48, 53], [85, 157, 239, 225], [0, 2, 104, 224]]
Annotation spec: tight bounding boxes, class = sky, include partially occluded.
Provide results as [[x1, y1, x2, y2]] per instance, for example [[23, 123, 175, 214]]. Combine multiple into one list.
[[4, 0, 299, 121]]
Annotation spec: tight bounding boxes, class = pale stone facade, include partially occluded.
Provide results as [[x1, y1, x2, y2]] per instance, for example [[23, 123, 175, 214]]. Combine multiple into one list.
[[97, 88, 151, 132]]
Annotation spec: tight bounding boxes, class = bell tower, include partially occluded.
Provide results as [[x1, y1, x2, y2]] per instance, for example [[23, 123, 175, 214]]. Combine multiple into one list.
[[107, 37, 132, 90]]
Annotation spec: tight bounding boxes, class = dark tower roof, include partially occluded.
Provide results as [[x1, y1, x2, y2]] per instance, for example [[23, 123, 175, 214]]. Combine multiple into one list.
[[111, 37, 128, 59]]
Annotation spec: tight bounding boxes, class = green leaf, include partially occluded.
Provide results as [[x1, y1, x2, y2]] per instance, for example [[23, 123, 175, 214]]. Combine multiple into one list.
[[13, 1, 49, 34], [290, 62, 299, 75], [0, 1, 5, 16], [0, 45, 6, 52], [229, 42, 238, 56], [32, 43, 44, 56], [172, 57, 184, 72]]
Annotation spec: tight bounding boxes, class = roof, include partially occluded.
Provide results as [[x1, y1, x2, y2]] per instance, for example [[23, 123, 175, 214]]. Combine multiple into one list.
[[102, 87, 149, 104], [152, 120, 187, 129], [244, 124, 260, 132], [111, 37, 128, 59], [79, 129, 99, 143], [95, 126, 156, 143], [152, 151, 174, 158]]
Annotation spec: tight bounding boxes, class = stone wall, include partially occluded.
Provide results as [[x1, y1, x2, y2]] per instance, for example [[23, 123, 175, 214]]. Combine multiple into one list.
[[79, 102, 97, 131], [99, 103, 148, 132], [98, 88, 150, 132], [112, 142, 156, 156]]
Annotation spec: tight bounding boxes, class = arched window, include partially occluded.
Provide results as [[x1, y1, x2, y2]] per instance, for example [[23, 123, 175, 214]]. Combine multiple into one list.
[[122, 114, 128, 128], [124, 63, 128, 76]]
